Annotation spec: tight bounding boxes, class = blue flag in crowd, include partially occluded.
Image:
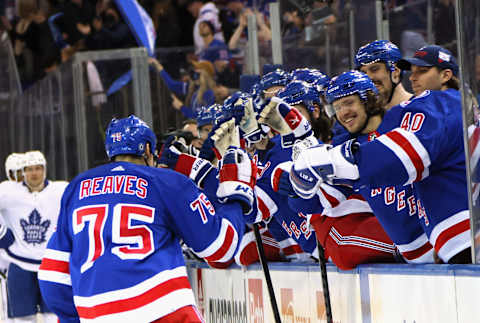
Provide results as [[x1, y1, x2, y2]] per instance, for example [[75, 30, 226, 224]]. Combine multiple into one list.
[[107, 0, 156, 95]]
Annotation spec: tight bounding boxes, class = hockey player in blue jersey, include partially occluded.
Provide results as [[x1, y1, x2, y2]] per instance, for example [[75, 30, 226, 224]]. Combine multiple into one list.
[[38, 115, 257, 322], [321, 70, 433, 263], [355, 40, 412, 110], [291, 45, 470, 264], [259, 77, 399, 269]]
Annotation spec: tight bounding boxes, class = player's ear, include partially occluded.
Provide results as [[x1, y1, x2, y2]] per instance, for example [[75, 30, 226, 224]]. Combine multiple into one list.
[[144, 142, 155, 167], [391, 66, 401, 84], [440, 69, 453, 85]]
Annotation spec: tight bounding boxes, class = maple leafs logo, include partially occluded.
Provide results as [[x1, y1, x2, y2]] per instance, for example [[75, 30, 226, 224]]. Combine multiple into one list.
[[20, 209, 50, 245]]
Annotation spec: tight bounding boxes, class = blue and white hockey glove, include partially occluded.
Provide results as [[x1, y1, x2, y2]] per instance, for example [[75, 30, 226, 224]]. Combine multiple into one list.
[[217, 147, 258, 220], [290, 140, 360, 199], [258, 97, 313, 148], [271, 161, 296, 197], [158, 136, 214, 188]]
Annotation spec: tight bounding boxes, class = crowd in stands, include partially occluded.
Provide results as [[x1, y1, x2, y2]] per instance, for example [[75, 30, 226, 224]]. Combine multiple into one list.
[[0, 0, 464, 91]]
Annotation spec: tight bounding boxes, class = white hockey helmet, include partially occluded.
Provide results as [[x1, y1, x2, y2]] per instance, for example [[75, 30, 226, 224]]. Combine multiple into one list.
[[5, 153, 26, 181], [24, 151, 47, 168]]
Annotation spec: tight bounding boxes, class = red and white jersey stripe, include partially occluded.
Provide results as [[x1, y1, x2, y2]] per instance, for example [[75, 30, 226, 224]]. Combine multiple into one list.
[[322, 195, 372, 218], [429, 210, 471, 262], [74, 266, 196, 322], [38, 249, 71, 286], [377, 128, 431, 184], [317, 183, 347, 209], [194, 218, 239, 263], [396, 233, 434, 263], [255, 186, 278, 222]]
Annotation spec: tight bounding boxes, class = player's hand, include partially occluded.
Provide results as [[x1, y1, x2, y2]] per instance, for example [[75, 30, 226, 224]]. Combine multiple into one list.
[[258, 97, 313, 147], [158, 136, 213, 187], [291, 136, 320, 162], [217, 147, 258, 219], [290, 140, 360, 198], [211, 119, 240, 158]]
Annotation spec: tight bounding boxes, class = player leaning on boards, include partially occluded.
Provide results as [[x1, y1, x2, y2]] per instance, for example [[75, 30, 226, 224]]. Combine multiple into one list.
[[0, 151, 68, 323], [38, 115, 257, 322], [291, 45, 471, 264]]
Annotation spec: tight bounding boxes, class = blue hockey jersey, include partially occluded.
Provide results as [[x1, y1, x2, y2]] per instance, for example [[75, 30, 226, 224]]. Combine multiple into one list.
[[332, 108, 433, 263], [254, 137, 318, 258], [353, 89, 470, 262], [38, 162, 245, 323], [198, 137, 319, 258]]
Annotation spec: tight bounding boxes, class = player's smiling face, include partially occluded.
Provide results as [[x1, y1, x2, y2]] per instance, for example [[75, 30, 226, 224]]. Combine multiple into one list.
[[360, 62, 392, 105], [333, 94, 368, 133]]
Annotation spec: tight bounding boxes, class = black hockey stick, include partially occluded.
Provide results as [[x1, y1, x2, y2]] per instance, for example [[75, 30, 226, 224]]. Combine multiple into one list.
[[253, 223, 282, 323], [317, 243, 333, 323]]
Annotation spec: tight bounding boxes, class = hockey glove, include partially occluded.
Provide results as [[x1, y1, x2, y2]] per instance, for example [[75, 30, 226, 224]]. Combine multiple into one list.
[[211, 119, 241, 158], [158, 136, 214, 188], [199, 135, 218, 162], [290, 140, 360, 198], [237, 98, 264, 144], [271, 161, 296, 197], [217, 147, 258, 219], [258, 97, 313, 148]]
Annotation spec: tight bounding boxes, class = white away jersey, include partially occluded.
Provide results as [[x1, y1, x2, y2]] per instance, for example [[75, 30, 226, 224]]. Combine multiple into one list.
[[0, 180, 68, 271]]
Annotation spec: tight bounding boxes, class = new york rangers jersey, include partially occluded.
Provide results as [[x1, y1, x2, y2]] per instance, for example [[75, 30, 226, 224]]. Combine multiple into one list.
[[255, 137, 318, 258], [38, 162, 245, 322], [332, 110, 433, 263], [0, 180, 68, 271], [353, 89, 470, 262]]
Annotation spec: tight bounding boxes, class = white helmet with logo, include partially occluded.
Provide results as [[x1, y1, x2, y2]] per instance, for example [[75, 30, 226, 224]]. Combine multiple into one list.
[[5, 153, 26, 181], [24, 150, 47, 168]]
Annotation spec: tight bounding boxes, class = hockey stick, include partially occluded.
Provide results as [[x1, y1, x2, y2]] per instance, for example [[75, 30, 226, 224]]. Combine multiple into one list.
[[317, 243, 333, 323], [253, 223, 282, 323]]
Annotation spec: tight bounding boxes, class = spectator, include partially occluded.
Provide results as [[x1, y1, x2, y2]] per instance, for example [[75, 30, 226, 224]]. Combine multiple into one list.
[[198, 19, 230, 73], [218, 0, 244, 43], [149, 57, 229, 118], [13, 2, 60, 83], [150, 0, 181, 48], [228, 8, 271, 73], [85, 2, 136, 50], [60, 0, 95, 49], [189, 0, 224, 54]]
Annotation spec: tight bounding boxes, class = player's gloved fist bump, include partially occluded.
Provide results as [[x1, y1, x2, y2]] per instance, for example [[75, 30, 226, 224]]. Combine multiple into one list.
[[291, 136, 319, 162], [289, 145, 326, 199], [271, 161, 296, 197], [328, 139, 360, 181], [217, 147, 258, 217], [211, 119, 240, 158], [158, 135, 214, 187], [258, 97, 313, 148]]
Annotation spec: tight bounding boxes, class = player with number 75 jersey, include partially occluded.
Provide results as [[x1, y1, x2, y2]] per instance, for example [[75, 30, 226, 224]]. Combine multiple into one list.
[[38, 116, 255, 323]]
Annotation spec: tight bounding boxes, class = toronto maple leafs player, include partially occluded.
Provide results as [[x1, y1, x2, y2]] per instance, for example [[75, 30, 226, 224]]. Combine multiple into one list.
[[0, 153, 27, 323], [0, 150, 68, 323], [38, 115, 256, 322]]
